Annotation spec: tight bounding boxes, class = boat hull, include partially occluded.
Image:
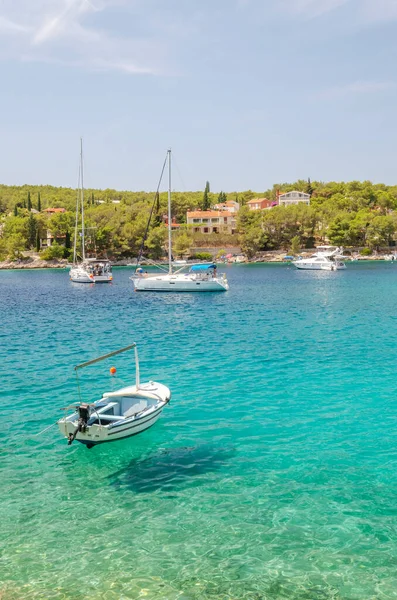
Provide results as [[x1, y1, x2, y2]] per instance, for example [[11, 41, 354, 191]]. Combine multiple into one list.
[[293, 262, 346, 270], [70, 268, 93, 283], [58, 380, 171, 447], [58, 406, 164, 446], [70, 268, 112, 283], [132, 274, 229, 292], [92, 274, 113, 283]]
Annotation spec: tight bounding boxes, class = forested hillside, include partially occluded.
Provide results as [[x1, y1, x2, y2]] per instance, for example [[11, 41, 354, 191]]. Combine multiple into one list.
[[0, 179, 397, 261]]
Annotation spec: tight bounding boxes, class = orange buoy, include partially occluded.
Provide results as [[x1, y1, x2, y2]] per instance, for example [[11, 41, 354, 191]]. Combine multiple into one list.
[[110, 366, 117, 376]]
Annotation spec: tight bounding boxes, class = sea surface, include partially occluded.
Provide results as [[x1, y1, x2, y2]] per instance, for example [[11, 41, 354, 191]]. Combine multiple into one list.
[[1, 263, 397, 600]]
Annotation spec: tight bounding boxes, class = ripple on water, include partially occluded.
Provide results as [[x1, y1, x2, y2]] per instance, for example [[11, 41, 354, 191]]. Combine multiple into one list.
[[1, 265, 397, 599]]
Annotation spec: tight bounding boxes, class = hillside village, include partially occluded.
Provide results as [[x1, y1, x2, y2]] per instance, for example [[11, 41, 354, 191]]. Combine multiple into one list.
[[1, 179, 397, 264]]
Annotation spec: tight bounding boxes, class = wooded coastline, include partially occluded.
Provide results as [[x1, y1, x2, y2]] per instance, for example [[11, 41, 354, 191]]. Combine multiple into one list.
[[1, 179, 397, 263]]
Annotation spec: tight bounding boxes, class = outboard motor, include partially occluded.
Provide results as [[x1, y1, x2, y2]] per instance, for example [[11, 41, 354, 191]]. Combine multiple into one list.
[[68, 403, 91, 445], [78, 403, 90, 430]]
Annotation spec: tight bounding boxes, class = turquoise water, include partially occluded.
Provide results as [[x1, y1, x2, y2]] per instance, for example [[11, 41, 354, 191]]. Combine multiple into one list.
[[2, 263, 397, 599]]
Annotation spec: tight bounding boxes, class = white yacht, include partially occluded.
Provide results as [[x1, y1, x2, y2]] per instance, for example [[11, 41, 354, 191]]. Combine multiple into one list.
[[70, 140, 113, 284], [58, 344, 170, 448], [134, 263, 228, 291], [293, 246, 346, 271], [130, 150, 229, 292]]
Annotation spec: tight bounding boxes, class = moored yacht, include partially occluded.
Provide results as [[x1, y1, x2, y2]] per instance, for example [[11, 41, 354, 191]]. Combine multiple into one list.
[[70, 140, 113, 284], [293, 246, 346, 271], [130, 149, 229, 292], [134, 263, 228, 291]]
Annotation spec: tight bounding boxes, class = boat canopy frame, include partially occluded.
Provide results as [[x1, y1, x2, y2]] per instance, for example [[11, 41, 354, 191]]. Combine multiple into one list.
[[74, 344, 140, 404]]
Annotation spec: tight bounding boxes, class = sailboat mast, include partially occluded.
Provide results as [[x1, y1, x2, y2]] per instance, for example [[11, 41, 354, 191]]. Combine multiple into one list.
[[80, 138, 85, 261], [73, 164, 81, 265], [167, 149, 172, 275]]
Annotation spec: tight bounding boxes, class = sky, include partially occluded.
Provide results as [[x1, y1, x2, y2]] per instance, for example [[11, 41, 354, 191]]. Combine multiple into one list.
[[0, 0, 396, 192]]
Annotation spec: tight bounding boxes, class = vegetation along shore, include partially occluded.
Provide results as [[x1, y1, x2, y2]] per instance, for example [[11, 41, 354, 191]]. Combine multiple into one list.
[[1, 178, 397, 266]]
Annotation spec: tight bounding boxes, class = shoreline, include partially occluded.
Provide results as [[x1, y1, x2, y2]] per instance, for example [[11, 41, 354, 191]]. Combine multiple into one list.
[[0, 255, 393, 270]]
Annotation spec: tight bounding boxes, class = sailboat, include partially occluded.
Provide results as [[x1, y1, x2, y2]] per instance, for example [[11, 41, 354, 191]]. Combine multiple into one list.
[[57, 343, 171, 448], [69, 139, 113, 284], [130, 150, 229, 292]]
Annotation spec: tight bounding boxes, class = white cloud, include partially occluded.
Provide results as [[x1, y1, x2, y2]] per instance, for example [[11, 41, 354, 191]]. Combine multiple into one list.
[[318, 80, 397, 99], [362, 0, 397, 22], [282, 0, 397, 21], [0, 15, 30, 33], [33, 0, 92, 44], [0, 0, 166, 75], [281, 0, 349, 18]]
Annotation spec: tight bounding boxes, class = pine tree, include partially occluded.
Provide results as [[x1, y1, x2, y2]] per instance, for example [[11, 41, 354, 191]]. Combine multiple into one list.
[[13, 204, 18, 217], [153, 192, 161, 227], [37, 192, 41, 212], [36, 229, 41, 252], [27, 214, 36, 248], [27, 192, 32, 212], [23, 199, 26, 209], [202, 181, 211, 211], [65, 231, 71, 249], [306, 178, 314, 196]]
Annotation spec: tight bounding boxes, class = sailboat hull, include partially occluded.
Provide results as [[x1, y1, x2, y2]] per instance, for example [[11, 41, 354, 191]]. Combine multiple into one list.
[[132, 273, 229, 292], [70, 267, 93, 283]]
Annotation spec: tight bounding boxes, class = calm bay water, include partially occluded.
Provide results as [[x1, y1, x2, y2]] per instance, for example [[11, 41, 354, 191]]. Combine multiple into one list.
[[1, 263, 397, 599]]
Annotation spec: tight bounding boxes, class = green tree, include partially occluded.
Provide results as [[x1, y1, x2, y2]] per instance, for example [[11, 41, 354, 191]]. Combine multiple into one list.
[[7, 234, 26, 259], [240, 226, 268, 259], [36, 229, 41, 252], [366, 215, 395, 250], [27, 192, 32, 211], [290, 235, 301, 255], [217, 191, 227, 204], [37, 192, 41, 212], [153, 192, 162, 227], [13, 204, 18, 217], [202, 182, 210, 211], [27, 214, 37, 248], [146, 226, 166, 260], [173, 231, 192, 257], [40, 243, 66, 260]]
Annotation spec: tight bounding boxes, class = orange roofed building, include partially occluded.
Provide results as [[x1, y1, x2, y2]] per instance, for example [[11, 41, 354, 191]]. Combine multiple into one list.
[[42, 207, 66, 214], [187, 210, 237, 234], [246, 198, 274, 211]]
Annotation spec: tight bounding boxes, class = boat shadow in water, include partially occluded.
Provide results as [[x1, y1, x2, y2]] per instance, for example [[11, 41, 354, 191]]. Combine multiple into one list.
[[108, 444, 236, 494]]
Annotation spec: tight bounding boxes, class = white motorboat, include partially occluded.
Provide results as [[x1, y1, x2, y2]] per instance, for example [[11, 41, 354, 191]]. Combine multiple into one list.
[[293, 246, 346, 271], [70, 139, 113, 284], [58, 344, 170, 448], [130, 149, 229, 292]]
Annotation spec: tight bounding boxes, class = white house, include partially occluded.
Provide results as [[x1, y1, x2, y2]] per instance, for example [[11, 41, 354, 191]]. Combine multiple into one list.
[[278, 191, 310, 206], [187, 210, 237, 234], [213, 201, 240, 214]]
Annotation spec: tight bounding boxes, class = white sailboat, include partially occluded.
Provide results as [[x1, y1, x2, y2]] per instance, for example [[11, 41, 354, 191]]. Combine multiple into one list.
[[130, 149, 229, 292], [57, 343, 171, 448], [69, 139, 113, 284]]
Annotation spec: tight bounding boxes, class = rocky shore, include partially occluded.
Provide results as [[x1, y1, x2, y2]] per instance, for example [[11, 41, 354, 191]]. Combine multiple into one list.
[[0, 251, 393, 270]]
